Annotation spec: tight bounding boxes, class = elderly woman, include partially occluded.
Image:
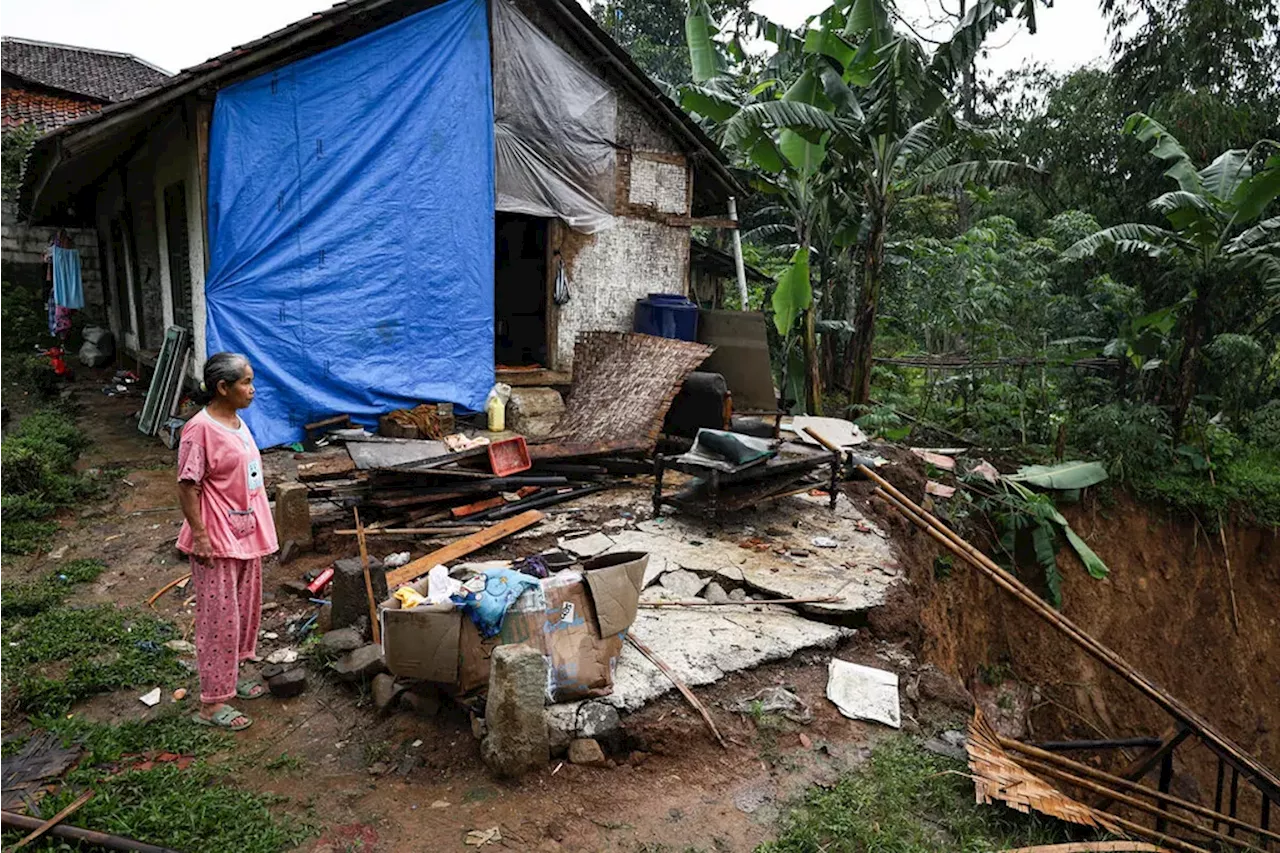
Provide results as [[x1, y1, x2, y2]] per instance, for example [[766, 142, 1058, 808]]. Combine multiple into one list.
[[177, 353, 278, 730]]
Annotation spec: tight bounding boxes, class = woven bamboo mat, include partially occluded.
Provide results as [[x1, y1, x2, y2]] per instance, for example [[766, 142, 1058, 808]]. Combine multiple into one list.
[[552, 331, 713, 447]]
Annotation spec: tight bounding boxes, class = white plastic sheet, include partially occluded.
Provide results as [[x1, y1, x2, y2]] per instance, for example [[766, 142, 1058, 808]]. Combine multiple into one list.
[[492, 0, 616, 233]]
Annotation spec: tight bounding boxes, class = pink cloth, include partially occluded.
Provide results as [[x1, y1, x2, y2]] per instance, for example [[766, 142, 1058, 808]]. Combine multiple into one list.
[[176, 408, 278, 559], [191, 556, 262, 703]]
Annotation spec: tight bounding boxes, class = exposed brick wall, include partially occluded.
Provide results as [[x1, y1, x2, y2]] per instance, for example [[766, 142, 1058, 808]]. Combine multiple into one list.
[[1, 200, 104, 322]]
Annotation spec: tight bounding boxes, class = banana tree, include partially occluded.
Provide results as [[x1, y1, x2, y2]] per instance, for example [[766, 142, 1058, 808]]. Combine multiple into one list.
[[684, 0, 1042, 412], [1063, 114, 1280, 436]]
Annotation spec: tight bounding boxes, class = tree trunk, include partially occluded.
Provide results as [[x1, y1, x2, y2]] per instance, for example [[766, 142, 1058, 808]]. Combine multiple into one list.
[[1172, 279, 1210, 440], [848, 213, 885, 407], [804, 306, 822, 414]]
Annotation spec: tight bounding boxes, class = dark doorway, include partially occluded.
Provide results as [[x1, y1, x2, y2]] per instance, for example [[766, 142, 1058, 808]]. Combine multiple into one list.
[[494, 213, 548, 367]]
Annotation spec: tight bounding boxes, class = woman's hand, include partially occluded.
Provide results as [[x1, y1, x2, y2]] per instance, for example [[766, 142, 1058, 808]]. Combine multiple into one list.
[[192, 530, 214, 564]]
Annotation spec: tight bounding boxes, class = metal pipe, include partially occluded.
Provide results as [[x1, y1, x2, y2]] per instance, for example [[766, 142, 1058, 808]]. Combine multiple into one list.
[[1032, 737, 1165, 752], [728, 197, 748, 309]]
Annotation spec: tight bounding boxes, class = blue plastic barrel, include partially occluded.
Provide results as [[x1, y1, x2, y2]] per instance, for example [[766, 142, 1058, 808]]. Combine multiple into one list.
[[633, 293, 699, 341]]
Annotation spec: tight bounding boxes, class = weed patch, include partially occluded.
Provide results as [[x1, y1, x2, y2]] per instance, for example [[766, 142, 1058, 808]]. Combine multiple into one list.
[[1, 559, 106, 618], [0, 406, 101, 554], [758, 737, 1080, 852], [31, 710, 225, 765]]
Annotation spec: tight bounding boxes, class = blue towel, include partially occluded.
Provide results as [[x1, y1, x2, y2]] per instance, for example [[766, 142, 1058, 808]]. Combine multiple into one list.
[[451, 568, 540, 639], [52, 246, 84, 309]]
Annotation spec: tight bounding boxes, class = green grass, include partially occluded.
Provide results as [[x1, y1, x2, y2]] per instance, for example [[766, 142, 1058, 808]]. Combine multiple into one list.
[[31, 710, 226, 765], [1, 559, 107, 618], [757, 737, 1079, 853], [1136, 447, 1280, 527], [0, 405, 103, 554]]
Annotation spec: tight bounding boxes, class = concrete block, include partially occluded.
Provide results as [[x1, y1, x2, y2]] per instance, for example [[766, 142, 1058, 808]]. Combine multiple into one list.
[[331, 557, 386, 632], [273, 482, 313, 551], [330, 644, 387, 682], [480, 645, 550, 778]]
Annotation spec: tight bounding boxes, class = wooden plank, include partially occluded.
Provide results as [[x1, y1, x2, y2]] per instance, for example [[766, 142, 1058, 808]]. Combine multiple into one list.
[[451, 496, 506, 518], [297, 455, 356, 481], [527, 439, 649, 461], [385, 510, 545, 588]]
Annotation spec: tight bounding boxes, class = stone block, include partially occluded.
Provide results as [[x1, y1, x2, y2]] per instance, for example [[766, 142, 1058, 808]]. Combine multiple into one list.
[[331, 557, 386, 632], [273, 482, 313, 552], [506, 387, 565, 438], [330, 644, 387, 682], [267, 668, 307, 698], [319, 626, 365, 656], [371, 673, 407, 713], [568, 738, 607, 767], [480, 645, 550, 778]]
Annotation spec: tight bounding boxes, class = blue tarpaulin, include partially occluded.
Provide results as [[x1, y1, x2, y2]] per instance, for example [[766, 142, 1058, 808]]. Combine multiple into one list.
[[204, 0, 494, 447]]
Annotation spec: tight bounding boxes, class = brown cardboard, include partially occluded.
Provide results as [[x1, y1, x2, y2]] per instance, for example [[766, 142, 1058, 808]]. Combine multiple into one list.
[[583, 552, 648, 638], [381, 554, 647, 701], [379, 578, 461, 683]]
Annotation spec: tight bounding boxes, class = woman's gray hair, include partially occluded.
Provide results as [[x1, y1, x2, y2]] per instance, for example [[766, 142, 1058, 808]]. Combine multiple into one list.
[[197, 352, 250, 402]]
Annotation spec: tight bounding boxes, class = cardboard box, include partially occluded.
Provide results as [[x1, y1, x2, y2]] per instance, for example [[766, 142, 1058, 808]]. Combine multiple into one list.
[[379, 552, 647, 702]]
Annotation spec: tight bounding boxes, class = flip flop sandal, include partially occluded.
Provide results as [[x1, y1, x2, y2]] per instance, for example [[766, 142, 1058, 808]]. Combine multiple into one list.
[[236, 678, 267, 700], [193, 705, 252, 731]]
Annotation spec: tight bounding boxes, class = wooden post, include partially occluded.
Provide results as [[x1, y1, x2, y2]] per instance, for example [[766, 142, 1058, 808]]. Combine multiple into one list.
[[353, 508, 379, 645], [1156, 750, 1175, 834]]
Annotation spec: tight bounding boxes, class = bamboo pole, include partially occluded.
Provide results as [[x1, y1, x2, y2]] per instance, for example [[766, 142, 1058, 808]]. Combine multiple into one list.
[[1, 811, 177, 853], [999, 739, 1280, 846], [1018, 758, 1263, 852], [12, 790, 94, 849], [860, 464, 1280, 801]]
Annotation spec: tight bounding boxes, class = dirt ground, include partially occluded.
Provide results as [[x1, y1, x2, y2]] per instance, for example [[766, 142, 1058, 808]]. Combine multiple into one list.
[[3, 378, 968, 853]]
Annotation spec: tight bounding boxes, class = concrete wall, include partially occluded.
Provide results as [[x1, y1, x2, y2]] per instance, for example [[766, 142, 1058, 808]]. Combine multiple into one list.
[[1, 199, 104, 324], [93, 106, 206, 373]]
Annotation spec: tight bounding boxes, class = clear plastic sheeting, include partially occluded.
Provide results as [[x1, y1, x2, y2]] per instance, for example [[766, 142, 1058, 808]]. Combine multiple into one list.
[[492, 0, 616, 234]]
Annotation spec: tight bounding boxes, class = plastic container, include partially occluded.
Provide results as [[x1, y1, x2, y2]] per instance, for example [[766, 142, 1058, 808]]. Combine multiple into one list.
[[633, 293, 699, 341], [488, 436, 532, 477]]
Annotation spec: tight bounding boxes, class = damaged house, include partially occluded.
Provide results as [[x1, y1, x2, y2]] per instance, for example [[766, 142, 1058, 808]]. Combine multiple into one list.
[[16, 0, 741, 446]]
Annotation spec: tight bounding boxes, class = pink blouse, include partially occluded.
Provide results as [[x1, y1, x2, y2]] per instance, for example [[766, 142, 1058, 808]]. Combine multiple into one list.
[[176, 408, 278, 560]]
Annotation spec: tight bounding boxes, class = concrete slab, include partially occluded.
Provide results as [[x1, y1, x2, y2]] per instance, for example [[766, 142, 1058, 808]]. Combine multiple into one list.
[[604, 494, 900, 614], [603, 607, 853, 712]]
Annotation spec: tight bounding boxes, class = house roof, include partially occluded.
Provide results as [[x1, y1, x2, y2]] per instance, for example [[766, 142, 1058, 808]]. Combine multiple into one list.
[[2, 37, 170, 103], [18, 0, 742, 222], [1, 86, 103, 134]]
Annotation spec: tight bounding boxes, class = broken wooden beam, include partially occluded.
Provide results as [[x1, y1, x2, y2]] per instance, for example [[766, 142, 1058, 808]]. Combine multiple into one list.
[[385, 510, 546, 588], [527, 439, 649, 462], [451, 495, 506, 518], [297, 455, 357, 481]]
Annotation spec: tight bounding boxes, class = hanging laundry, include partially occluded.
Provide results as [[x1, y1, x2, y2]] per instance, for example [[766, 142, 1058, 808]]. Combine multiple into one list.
[[52, 246, 84, 309], [54, 306, 76, 338]]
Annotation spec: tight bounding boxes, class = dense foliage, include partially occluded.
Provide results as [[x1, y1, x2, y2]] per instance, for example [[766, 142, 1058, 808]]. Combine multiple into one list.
[[594, 0, 1280, 527]]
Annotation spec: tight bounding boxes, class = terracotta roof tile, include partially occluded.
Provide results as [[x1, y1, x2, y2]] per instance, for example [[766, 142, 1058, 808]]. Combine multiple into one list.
[[1, 88, 102, 133]]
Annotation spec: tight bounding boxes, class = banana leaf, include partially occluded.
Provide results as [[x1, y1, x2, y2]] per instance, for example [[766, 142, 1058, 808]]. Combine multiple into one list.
[[1006, 461, 1108, 490]]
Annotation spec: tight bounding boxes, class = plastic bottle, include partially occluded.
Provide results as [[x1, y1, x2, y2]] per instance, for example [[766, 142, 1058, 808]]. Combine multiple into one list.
[[486, 383, 511, 432]]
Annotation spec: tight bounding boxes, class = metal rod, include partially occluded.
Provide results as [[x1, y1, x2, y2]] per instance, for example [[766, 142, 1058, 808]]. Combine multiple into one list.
[[1218, 759, 1228, 832], [1157, 749, 1175, 834]]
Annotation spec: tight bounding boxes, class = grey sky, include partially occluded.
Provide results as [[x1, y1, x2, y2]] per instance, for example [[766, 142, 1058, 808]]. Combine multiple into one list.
[[0, 0, 1109, 79]]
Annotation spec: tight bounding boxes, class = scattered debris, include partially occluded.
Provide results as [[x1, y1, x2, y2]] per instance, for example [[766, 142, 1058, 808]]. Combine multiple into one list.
[[970, 459, 1001, 482], [147, 573, 193, 608], [558, 532, 614, 558], [464, 827, 502, 847], [826, 659, 900, 728], [386, 510, 546, 588], [265, 648, 299, 665], [163, 640, 195, 655], [172, 689, 187, 702], [811, 536, 838, 548], [925, 481, 957, 498], [732, 686, 813, 724], [911, 448, 956, 470], [627, 634, 726, 748]]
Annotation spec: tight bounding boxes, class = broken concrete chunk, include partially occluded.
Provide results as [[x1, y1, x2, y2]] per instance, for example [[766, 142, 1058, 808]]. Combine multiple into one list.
[[703, 582, 729, 604], [330, 645, 387, 682], [318, 626, 365, 655], [273, 482, 313, 552], [371, 673, 407, 713], [331, 557, 387, 632], [922, 736, 967, 762], [568, 738, 607, 767], [826, 659, 900, 728], [559, 532, 614, 558], [728, 588, 747, 601], [659, 569, 706, 598], [480, 645, 550, 778]]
